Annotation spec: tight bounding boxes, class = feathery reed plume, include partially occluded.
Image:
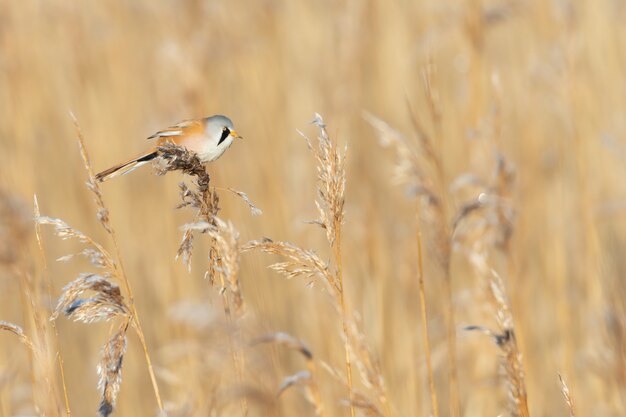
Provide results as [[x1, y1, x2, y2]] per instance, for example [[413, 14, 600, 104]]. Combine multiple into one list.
[[464, 262, 529, 417], [98, 324, 128, 417], [180, 218, 245, 314], [156, 141, 250, 317], [558, 373, 575, 417], [36, 214, 131, 415], [71, 114, 163, 412], [0, 321, 34, 351], [1, 192, 66, 416], [157, 142, 253, 414], [298, 113, 346, 246], [303, 113, 354, 417], [243, 239, 335, 292], [364, 111, 443, 417], [345, 318, 391, 417], [451, 145, 526, 416], [34, 114, 164, 415], [34, 196, 71, 416], [451, 155, 515, 252], [51, 273, 129, 323], [246, 114, 391, 416], [253, 332, 324, 416]]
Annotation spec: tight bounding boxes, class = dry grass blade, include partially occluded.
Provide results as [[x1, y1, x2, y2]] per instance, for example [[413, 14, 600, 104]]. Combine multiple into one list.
[[278, 370, 312, 397], [252, 332, 313, 360], [35, 216, 115, 271], [242, 239, 335, 293], [52, 273, 129, 323], [227, 188, 262, 216], [0, 321, 34, 351], [252, 332, 324, 416], [341, 395, 384, 417], [558, 373, 575, 417], [98, 323, 128, 417]]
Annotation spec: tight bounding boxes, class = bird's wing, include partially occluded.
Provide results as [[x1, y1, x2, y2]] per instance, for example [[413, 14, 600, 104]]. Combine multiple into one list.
[[147, 119, 205, 145]]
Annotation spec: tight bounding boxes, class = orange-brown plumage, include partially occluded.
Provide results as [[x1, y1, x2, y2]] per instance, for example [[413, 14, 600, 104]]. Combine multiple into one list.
[[95, 116, 241, 182]]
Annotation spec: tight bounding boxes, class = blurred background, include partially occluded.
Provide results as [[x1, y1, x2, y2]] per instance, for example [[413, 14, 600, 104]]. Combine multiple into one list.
[[1, 0, 625, 416]]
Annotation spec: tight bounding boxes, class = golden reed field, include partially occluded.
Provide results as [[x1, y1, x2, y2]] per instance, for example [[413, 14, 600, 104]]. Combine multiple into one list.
[[1, 1, 625, 416]]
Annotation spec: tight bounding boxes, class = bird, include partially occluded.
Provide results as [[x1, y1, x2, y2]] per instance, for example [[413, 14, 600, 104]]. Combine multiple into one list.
[[95, 115, 242, 182]]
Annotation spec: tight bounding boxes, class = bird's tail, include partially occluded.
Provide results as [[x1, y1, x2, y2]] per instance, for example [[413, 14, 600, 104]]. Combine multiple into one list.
[[95, 150, 158, 182]]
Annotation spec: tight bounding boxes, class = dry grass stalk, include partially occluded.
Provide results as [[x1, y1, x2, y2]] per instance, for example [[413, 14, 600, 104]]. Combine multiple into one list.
[[345, 318, 391, 417], [157, 141, 247, 318], [15, 256, 64, 415], [452, 146, 526, 417], [34, 196, 72, 417], [321, 362, 383, 417], [558, 373, 575, 417], [253, 332, 324, 416], [418, 64, 461, 417], [157, 142, 250, 414], [0, 191, 66, 416], [364, 110, 447, 417], [36, 212, 132, 415], [415, 205, 439, 417], [32, 115, 164, 415], [303, 113, 355, 417], [247, 114, 391, 416], [72, 114, 163, 412], [155, 144, 219, 276]]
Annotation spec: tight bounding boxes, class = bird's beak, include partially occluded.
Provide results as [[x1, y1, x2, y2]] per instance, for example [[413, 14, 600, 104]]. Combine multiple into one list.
[[230, 130, 243, 140]]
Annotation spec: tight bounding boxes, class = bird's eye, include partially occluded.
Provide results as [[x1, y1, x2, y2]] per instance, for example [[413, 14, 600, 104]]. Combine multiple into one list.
[[218, 127, 231, 145]]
